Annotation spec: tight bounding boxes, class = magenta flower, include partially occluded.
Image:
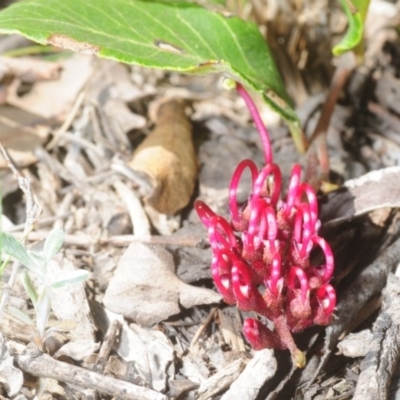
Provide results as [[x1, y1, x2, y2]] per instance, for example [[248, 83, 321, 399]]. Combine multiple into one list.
[[195, 83, 336, 367]]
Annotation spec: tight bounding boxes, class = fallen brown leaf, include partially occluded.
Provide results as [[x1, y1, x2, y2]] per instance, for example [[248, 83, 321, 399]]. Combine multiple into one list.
[[0, 55, 61, 84], [129, 99, 197, 215], [6, 54, 93, 119], [103, 242, 221, 326], [54, 339, 100, 361], [0, 105, 49, 168]]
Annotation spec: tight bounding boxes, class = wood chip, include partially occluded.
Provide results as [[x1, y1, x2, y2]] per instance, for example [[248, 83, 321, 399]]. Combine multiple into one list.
[[353, 274, 400, 400], [313, 236, 400, 383], [218, 307, 246, 351], [337, 330, 374, 358], [197, 357, 248, 400], [0, 334, 23, 397], [221, 349, 277, 400], [320, 166, 400, 225]]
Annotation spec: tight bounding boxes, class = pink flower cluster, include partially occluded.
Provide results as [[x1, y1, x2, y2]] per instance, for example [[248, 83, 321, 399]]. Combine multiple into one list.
[[195, 83, 336, 367]]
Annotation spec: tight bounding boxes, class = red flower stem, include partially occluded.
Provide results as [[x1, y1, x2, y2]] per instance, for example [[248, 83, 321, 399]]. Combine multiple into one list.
[[245, 201, 278, 255], [246, 199, 265, 242], [243, 318, 286, 350], [209, 216, 238, 251], [312, 236, 334, 282], [317, 284, 336, 315], [232, 261, 266, 314], [265, 207, 278, 241], [293, 203, 313, 257], [296, 183, 318, 228], [269, 252, 282, 296], [231, 260, 253, 303], [252, 164, 281, 205], [229, 159, 258, 227], [194, 201, 216, 228], [211, 249, 235, 302], [284, 164, 302, 216], [236, 83, 273, 165], [288, 266, 310, 302], [273, 315, 306, 368]]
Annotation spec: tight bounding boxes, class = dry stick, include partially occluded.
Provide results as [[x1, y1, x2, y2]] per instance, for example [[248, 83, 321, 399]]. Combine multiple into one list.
[[85, 319, 122, 400], [113, 180, 151, 237], [367, 101, 400, 146], [56, 131, 106, 157], [23, 231, 206, 248], [0, 115, 40, 135], [190, 307, 218, 349], [87, 103, 122, 154], [0, 142, 42, 320], [34, 146, 89, 192], [46, 90, 85, 150], [197, 358, 248, 400], [93, 319, 122, 374], [6, 212, 71, 233], [46, 56, 108, 151], [53, 191, 75, 230], [16, 349, 167, 400], [0, 142, 42, 235], [0, 262, 22, 321]]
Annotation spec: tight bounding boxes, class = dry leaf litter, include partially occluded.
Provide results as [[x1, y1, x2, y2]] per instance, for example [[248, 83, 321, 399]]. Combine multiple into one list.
[[2, 1, 400, 399]]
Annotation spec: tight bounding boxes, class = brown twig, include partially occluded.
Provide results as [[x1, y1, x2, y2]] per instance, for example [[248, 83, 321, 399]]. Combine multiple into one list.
[[0, 141, 42, 235], [6, 212, 71, 233], [0, 142, 42, 320], [113, 180, 151, 237], [16, 348, 167, 400], [46, 90, 85, 150], [93, 319, 122, 374], [189, 307, 218, 349], [21, 231, 206, 248], [306, 58, 354, 185]]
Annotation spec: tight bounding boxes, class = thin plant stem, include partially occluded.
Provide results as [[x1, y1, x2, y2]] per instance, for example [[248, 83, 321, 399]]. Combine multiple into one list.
[[236, 83, 273, 164], [0, 142, 42, 320], [0, 262, 21, 320]]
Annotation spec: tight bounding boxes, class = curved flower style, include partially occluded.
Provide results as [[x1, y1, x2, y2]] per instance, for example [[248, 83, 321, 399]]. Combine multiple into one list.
[[195, 83, 336, 368]]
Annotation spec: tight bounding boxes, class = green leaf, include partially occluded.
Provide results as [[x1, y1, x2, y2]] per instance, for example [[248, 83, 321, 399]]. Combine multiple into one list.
[[50, 269, 89, 289], [21, 270, 38, 307], [36, 288, 51, 337], [28, 251, 46, 269], [333, 0, 371, 56], [1, 233, 41, 275], [0, 0, 301, 137], [43, 228, 64, 262], [6, 305, 35, 327]]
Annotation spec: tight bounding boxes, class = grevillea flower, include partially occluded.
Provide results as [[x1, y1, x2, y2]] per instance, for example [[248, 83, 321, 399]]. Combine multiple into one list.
[[195, 83, 336, 368]]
